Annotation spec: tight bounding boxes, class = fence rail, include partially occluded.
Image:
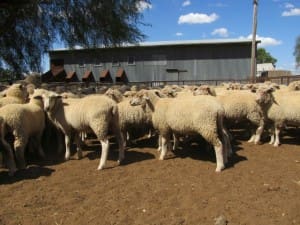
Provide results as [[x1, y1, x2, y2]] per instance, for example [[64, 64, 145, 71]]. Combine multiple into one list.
[[1, 75, 300, 92]]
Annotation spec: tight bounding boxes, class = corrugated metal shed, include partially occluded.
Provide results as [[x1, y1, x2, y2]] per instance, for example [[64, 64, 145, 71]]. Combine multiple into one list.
[[47, 39, 260, 83]]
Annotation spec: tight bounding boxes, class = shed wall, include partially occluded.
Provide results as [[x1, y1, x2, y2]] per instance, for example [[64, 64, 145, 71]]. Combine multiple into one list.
[[49, 43, 252, 82]]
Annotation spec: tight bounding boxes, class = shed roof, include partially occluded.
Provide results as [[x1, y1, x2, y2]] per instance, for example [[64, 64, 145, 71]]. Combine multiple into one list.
[[49, 38, 260, 53]]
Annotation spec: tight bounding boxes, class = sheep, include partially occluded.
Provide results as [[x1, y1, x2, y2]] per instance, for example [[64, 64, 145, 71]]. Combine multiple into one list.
[[0, 83, 29, 107], [216, 88, 274, 144], [192, 85, 275, 145], [104, 88, 154, 147], [0, 92, 46, 175], [287, 80, 300, 91], [266, 89, 300, 146], [23, 72, 42, 88], [41, 92, 124, 170], [129, 89, 229, 172]]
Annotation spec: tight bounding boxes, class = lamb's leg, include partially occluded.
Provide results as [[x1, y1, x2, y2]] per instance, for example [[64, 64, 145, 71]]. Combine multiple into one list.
[[214, 142, 225, 172], [269, 131, 275, 145], [273, 126, 281, 147], [1, 139, 17, 176], [14, 137, 27, 170], [223, 127, 232, 157], [254, 125, 264, 144], [97, 139, 109, 170], [247, 133, 256, 143], [64, 135, 71, 160], [74, 133, 83, 159], [172, 133, 179, 151], [159, 135, 169, 160], [147, 129, 152, 138], [157, 135, 162, 151], [35, 133, 46, 159], [56, 129, 64, 154], [112, 122, 125, 164], [221, 129, 231, 164], [121, 130, 127, 148]]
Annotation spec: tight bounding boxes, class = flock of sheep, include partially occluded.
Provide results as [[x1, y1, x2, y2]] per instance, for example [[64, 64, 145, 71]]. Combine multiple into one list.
[[0, 76, 300, 176]]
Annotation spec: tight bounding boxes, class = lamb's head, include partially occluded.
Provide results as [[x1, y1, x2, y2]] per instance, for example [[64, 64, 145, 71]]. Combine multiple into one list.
[[193, 85, 216, 96], [29, 94, 44, 108], [161, 87, 177, 98], [105, 88, 123, 102], [6, 83, 29, 102], [129, 90, 148, 106], [253, 87, 275, 106], [42, 92, 62, 113], [129, 89, 162, 107]]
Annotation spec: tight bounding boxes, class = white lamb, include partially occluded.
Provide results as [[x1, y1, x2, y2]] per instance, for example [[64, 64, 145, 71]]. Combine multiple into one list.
[[0, 93, 46, 175], [267, 89, 300, 146], [214, 88, 273, 144], [0, 83, 29, 107], [41, 93, 124, 170], [130, 90, 229, 172], [105, 88, 153, 147]]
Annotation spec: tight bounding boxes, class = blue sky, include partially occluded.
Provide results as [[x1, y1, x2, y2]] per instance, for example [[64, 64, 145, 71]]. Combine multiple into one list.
[[46, 0, 300, 74], [135, 0, 300, 74]]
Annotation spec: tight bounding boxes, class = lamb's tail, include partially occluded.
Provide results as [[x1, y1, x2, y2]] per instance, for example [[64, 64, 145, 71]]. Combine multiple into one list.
[[217, 111, 232, 161], [112, 104, 118, 116], [0, 116, 5, 138]]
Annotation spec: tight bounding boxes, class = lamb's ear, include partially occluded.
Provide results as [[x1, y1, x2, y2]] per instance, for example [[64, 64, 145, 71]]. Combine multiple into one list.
[[250, 86, 257, 93], [267, 87, 275, 93], [33, 95, 43, 100], [16, 83, 23, 89], [154, 90, 162, 97]]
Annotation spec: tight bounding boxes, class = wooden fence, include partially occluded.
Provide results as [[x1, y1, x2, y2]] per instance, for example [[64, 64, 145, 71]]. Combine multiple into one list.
[[1, 75, 300, 93]]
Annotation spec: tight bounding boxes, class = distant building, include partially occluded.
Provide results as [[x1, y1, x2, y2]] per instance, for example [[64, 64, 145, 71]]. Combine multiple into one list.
[[256, 63, 275, 77], [256, 63, 291, 81], [44, 39, 260, 83]]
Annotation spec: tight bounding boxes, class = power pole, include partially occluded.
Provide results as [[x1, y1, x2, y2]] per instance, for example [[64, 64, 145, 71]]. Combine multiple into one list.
[[250, 0, 258, 83]]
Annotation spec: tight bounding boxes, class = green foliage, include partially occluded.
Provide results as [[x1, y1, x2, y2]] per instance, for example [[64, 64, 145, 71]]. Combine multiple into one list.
[[0, 67, 20, 82], [0, 0, 150, 74], [257, 48, 277, 66], [294, 36, 300, 68]]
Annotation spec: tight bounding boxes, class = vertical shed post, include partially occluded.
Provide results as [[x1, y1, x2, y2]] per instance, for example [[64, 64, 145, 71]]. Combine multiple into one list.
[[250, 0, 258, 83]]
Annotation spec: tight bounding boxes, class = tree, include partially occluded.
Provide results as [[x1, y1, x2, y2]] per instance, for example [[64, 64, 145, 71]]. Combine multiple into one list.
[[294, 36, 300, 68], [0, 0, 150, 75], [257, 48, 277, 66]]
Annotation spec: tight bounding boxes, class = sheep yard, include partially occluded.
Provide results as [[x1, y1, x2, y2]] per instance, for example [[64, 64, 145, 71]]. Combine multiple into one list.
[[0, 129, 300, 225]]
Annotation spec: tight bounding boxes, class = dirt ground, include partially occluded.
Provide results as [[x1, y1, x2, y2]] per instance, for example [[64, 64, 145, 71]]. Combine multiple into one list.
[[0, 129, 300, 225]]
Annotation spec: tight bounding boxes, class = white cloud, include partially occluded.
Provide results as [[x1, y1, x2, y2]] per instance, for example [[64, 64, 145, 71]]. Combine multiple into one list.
[[284, 3, 294, 8], [282, 7, 300, 16], [240, 34, 282, 47], [175, 32, 183, 36], [208, 3, 228, 8], [136, 1, 152, 12], [178, 13, 219, 24], [182, 0, 191, 7], [211, 28, 229, 37]]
